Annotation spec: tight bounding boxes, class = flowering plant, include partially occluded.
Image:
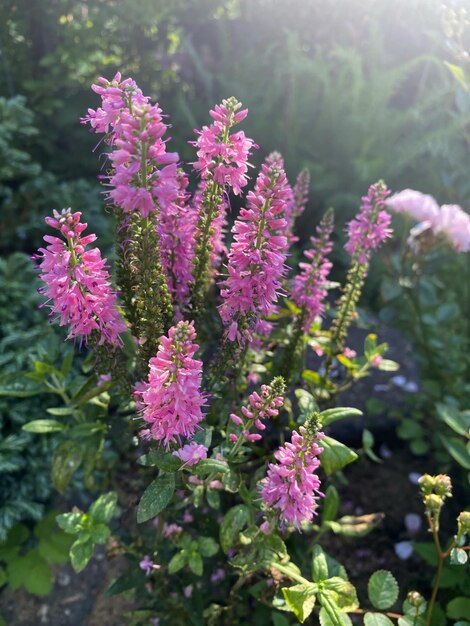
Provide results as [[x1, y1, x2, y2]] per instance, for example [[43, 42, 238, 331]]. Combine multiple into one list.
[[14, 74, 469, 625]]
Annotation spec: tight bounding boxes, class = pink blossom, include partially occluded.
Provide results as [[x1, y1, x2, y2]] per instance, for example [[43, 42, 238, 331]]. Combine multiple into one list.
[[210, 568, 226, 583], [139, 555, 159, 576], [34, 209, 126, 347], [291, 209, 334, 332], [386, 189, 440, 227], [158, 170, 198, 311], [371, 354, 383, 367], [190, 98, 257, 195], [436, 204, 470, 252], [137, 321, 205, 446], [229, 378, 285, 444], [343, 348, 357, 359], [82, 74, 179, 218], [345, 182, 393, 263], [260, 428, 324, 527], [173, 442, 208, 467], [219, 162, 290, 343], [163, 523, 183, 538], [292, 169, 310, 220]]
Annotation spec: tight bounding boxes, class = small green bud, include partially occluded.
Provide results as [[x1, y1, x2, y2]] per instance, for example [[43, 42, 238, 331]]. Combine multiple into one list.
[[424, 494, 443, 514], [434, 474, 452, 498], [457, 511, 470, 536], [407, 591, 425, 607], [418, 474, 435, 495]]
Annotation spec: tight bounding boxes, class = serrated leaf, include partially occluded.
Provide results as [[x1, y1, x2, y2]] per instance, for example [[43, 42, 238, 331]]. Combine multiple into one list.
[[70, 537, 94, 573], [282, 584, 317, 623], [320, 437, 359, 475], [318, 597, 348, 626], [137, 474, 175, 523], [323, 577, 358, 611], [364, 613, 395, 626], [320, 408, 363, 426], [22, 419, 65, 433], [312, 545, 347, 582], [89, 492, 118, 523], [367, 570, 399, 610], [220, 505, 251, 553]]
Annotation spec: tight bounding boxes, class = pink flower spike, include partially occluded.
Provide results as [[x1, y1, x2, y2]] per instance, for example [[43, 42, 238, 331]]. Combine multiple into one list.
[[345, 181, 393, 264], [136, 321, 206, 446], [35, 208, 126, 347], [260, 427, 324, 527]]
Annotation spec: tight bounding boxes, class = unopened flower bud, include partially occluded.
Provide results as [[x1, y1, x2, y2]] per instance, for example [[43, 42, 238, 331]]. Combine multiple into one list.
[[418, 474, 435, 495], [425, 494, 443, 514], [434, 474, 452, 498], [407, 591, 425, 608], [457, 511, 470, 536]]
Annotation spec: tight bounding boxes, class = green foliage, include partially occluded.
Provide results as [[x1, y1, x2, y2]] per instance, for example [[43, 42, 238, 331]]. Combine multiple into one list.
[[137, 474, 176, 523], [367, 570, 399, 610], [56, 492, 118, 573], [0, 512, 73, 596]]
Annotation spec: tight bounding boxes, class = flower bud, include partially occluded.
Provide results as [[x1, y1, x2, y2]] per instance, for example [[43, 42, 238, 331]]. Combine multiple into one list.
[[424, 494, 443, 514], [434, 474, 452, 498], [407, 591, 425, 608], [418, 474, 435, 495], [457, 511, 470, 537]]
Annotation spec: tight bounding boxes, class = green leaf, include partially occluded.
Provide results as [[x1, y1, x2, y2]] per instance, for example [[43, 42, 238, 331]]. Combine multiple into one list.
[[105, 565, 145, 597], [320, 437, 358, 476], [364, 334, 378, 358], [322, 485, 340, 523], [89, 492, 118, 524], [70, 536, 94, 573], [282, 583, 317, 623], [312, 545, 329, 581], [323, 577, 358, 611], [46, 406, 76, 416], [192, 458, 230, 476], [302, 369, 322, 384], [447, 598, 470, 620], [91, 524, 110, 544], [206, 488, 221, 509], [318, 598, 348, 626], [35, 511, 74, 564], [71, 375, 109, 405], [450, 548, 468, 565], [272, 612, 290, 626], [188, 551, 203, 576], [436, 403, 469, 437], [7, 550, 53, 595], [364, 613, 395, 626], [168, 551, 187, 574], [56, 510, 83, 535], [51, 441, 83, 494], [439, 436, 470, 469], [22, 419, 65, 433], [137, 450, 181, 472], [377, 360, 399, 372], [320, 408, 362, 427], [295, 389, 319, 417], [367, 570, 399, 610], [444, 62, 469, 91], [198, 536, 219, 557], [220, 505, 251, 553], [397, 419, 424, 440], [137, 473, 175, 523]]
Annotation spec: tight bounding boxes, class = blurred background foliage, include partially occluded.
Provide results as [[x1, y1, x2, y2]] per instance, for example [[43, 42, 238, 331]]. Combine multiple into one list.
[[1, 0, 470, 252]]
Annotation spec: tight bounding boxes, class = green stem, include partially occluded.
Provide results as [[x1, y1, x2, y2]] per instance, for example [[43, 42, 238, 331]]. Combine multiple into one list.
[[425, 513, 444, 626], [269, 561, 310, 585]]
